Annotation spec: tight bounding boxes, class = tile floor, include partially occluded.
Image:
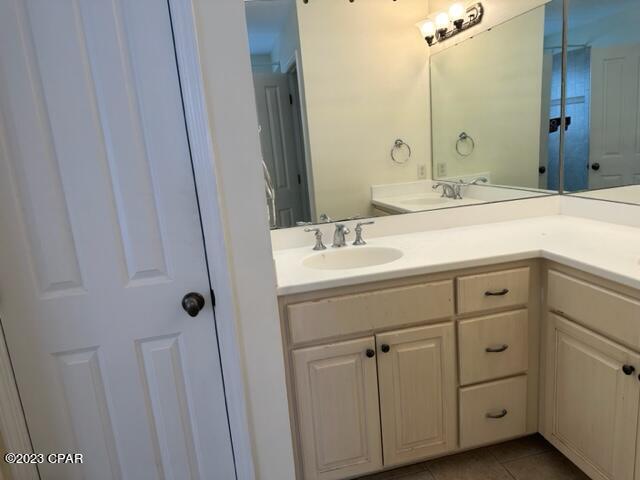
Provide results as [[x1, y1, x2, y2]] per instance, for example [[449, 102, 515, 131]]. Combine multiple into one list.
[[357, 435, 589, 480]]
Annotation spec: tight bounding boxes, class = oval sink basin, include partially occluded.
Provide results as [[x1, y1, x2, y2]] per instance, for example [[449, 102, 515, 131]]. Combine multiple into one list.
[[303, 247, 404, 270], [399, 196, 449, 206]]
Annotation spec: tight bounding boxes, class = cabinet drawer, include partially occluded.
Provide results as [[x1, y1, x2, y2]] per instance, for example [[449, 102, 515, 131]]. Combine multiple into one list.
[[460, 375, 527, 448], [548, 270, 640, 351], [457, 268, 529, 315], [287, 281, 454, 345], [458, 310, 528, 385]]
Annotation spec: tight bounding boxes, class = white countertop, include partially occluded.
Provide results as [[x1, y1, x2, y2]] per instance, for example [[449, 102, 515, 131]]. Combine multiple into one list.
[[274, 215, 640, 295], [573, 185, 640, 205]]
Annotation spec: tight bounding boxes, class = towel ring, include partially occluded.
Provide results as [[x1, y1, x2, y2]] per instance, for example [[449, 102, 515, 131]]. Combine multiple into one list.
[[391, 139, 411, 165], [455, 132, 475, 157]]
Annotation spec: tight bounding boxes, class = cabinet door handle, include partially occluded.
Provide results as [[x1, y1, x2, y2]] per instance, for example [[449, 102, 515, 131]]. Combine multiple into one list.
[[366, 349, 375, 358], [485, 344, 509, 353], [485, 288, 509, 297], [486, 409, 508, 419], [381, 344, 390, 353], [622, 364, 635, 375]]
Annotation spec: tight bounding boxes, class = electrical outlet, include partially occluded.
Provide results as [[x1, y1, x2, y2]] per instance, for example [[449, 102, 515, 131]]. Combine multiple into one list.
[[437, 163, 448, 177], [417, 165, 427, 179]]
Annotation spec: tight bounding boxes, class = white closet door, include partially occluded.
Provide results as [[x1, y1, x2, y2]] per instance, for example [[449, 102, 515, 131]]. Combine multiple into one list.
[[589, 45, 640, 188], [0, 0, 235, 478]]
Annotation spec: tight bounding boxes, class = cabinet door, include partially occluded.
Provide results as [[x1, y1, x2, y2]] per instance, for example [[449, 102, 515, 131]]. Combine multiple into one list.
[[377, 323, 457, 466], [544, 314, 640, 480], [292, 337, 382, 480]]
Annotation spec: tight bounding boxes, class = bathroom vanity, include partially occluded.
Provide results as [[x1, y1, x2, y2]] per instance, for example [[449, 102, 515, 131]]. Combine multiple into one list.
[[274, 211, 640, 480], [279, 261, 540, 480], [541, 263, 640, 480]]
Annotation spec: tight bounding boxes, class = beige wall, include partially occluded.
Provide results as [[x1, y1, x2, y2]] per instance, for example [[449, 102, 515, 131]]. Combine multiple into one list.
[[296, 0, 431, 221], [431, 7, 546, 188]]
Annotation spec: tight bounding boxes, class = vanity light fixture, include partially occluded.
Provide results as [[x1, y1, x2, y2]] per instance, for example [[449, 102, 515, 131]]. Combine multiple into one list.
[[416, 2, 484, 47], [416, 19, 437, 45]]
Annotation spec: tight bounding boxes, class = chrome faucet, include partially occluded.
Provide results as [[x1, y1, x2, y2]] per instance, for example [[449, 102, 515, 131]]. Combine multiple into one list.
[[332, 224, 351, 248], [466, 176, 488, 185], [304, 228, 326, 251], [433, 182, 462, 199], [353, 221, 375, 246]]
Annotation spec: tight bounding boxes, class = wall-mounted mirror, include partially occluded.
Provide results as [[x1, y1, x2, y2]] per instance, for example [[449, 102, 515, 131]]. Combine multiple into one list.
[[563, 0, 640, 205], [431, 2, 563, 192], [244, 0, 563, 229]]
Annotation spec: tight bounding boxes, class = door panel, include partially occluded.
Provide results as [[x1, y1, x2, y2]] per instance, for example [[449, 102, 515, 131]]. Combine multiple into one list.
[[377, 323, 457, 467], [0, 1, 235, 478], [590, 45, 640, 188], [292, 338, 382, 480], [253, 73, 305, 227], [544, 314, 639, 480]]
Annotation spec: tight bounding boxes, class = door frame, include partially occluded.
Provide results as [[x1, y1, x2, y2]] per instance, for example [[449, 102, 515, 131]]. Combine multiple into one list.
[[168, 1, 295, 479], [167, 2, 256, 479]]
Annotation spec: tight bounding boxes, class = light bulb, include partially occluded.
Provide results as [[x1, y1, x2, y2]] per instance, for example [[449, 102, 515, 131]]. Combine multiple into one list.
[[449, 3, 465, 21], [435, 12, 450, 31], [416, 19, 436, 38]]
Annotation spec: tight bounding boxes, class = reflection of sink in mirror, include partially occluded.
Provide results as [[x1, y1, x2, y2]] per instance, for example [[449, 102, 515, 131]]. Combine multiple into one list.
[[370, 179, 548, 215], [398, 197, 449, 207], [303, 247, 403, 271]]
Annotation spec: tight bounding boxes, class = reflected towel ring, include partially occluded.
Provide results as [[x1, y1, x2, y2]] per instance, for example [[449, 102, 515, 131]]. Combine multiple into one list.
[[391, 139, 411, 165], [456, 132, 475, 157]]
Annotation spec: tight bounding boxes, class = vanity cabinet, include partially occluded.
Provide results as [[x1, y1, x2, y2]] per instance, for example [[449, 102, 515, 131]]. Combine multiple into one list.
[[542, 267, 640, 480], [292, 337, 382, 480], [377, 323, 457, 466], [281, 262, 540, 480], [291, 323, 456, 479]]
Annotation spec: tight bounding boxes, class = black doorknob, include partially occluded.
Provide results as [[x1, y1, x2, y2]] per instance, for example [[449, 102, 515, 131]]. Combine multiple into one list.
[[182, 292, 205, 317], [366, 349, 375, 358], [538, 166, 546, 174], [622, 364, 635, 375], [381, 344, 390, 353], [591, 163, 600, 171]]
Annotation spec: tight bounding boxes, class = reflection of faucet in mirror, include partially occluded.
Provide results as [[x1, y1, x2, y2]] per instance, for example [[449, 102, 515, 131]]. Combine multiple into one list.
[[465, 176, 488, 186], [433, 182, 462, 200]]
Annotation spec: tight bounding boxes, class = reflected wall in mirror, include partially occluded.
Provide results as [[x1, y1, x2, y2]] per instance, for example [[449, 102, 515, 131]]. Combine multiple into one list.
[[562, 0, 640, 205], [431, 1, 563, 192], [244, 0, 561, 229]]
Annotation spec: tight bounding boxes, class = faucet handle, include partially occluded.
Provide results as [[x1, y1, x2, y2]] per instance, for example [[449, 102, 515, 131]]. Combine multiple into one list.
[[353, 221, 375, 246], [304, 228, 327, 251]]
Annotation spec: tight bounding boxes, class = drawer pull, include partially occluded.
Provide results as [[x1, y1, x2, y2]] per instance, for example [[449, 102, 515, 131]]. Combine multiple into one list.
[[622, 364, 635, 375], [486, 409, 508, 419], [485, 288, 510, 297], [485, 344, 509, 353]]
